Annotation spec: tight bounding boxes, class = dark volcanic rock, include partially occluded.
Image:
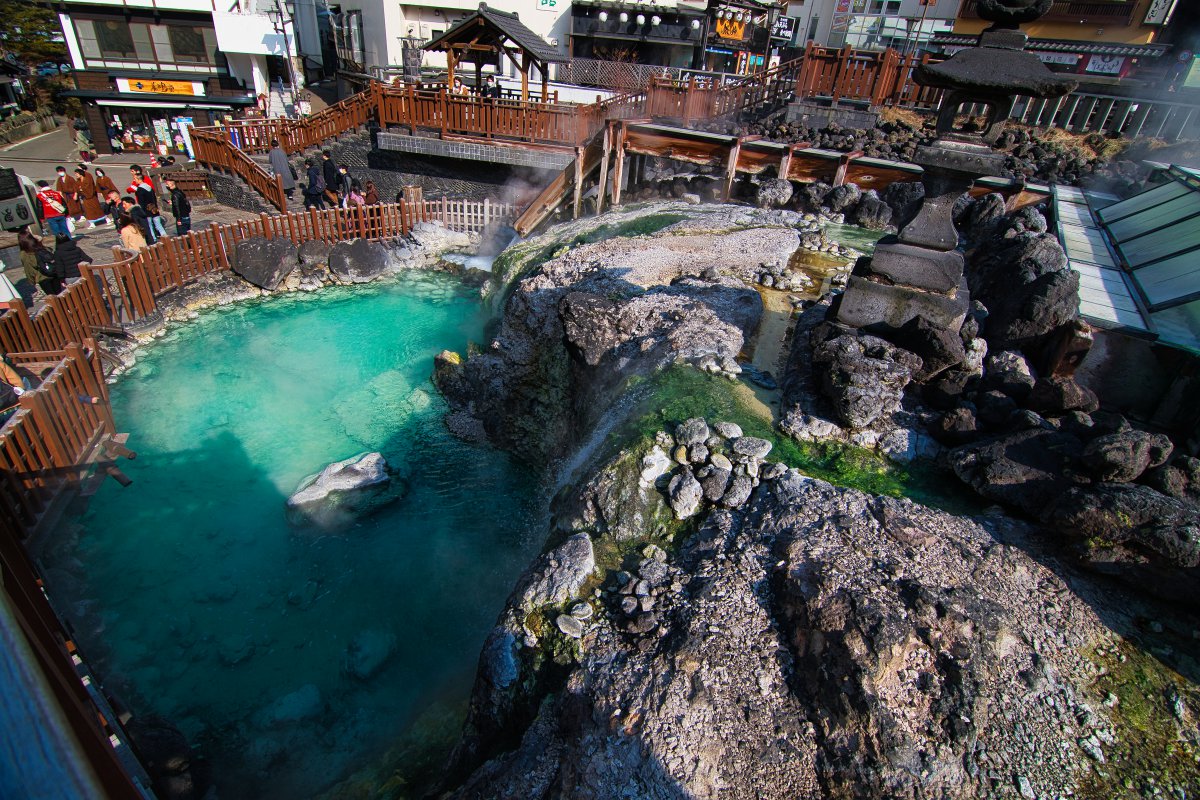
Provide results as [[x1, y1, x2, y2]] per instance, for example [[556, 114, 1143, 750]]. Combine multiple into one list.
[[965, 231, 1079, 351], [1028, 376, 1099, 415], [889, 314, 967, 381], [881, 180, 924, 228], [825, 183, 862, 213], [852, 190, 893, 230], [1048, 483, 1200, 568], [755, 177, 793, 208], [812, 331, 921, 428], [296, 238, 331, 268], [983, 350, 1036, 402], [1081, 430, 1173, 483], [933, 405, 978, 445], [231, 236, 297, 290], [947, 428, 1086, 517], [329, 238, 389, 283]]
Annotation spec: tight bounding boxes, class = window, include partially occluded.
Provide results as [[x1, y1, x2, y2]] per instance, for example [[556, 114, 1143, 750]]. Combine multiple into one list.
[[95, 19, 137, 58], [72, 18, 216, 65], [334, 10, 365, 65], [168, 26, 210, 62]]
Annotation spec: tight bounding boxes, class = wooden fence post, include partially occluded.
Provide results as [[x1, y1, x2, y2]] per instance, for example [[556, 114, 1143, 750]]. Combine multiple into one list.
[[723, 137, 743, 201]]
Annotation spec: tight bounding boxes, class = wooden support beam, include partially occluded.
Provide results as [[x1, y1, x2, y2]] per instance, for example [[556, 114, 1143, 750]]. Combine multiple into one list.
[[597, 123, 612, 216], [778, 141, 810, 182], [447, 48, 457, 89], [612, 122, 627, 207], [573, 146, 583, 219], [541, 64, 549, 103], [723, 137, 743, 201], [834, 149, 863, 187], [519, 52, 530, 102]]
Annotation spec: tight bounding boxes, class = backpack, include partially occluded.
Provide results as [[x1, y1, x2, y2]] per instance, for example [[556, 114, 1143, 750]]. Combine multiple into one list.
[[312, 171, 325, 192], [35, 248, 56, 277]]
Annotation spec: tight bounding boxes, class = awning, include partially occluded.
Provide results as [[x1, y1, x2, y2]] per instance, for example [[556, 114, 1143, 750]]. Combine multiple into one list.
[[62, 90, 256, 106], [932, 34, 1171, 58], [94, 99, 248, 110]]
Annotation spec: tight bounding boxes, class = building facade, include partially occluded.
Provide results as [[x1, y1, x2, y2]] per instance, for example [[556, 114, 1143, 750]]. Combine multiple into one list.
[[783, 0, 961, 53], [944, 0, 1175, 83], [54, 0, 310, 156]]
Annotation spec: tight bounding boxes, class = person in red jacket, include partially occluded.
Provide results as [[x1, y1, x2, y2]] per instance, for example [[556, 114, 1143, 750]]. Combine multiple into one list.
[[35, 180, 70, 239]]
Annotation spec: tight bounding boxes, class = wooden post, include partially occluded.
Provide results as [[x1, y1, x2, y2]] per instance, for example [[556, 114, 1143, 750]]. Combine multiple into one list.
[[572, 146, 584, 219], [519, 52, 530, 102], [611, 123, 627, 207], [540, 62, 549, 103], [723, 137, 743, 201], [596, 122, 611, 215], [447, 47, 457, 92], [779, 144, 795, 182], [834, 149, 863, 187]]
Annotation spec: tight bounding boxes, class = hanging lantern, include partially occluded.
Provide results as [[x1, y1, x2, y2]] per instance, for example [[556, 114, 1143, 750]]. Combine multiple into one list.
[[619, 11, 629, 21], [651, 15, 661, 25], [636, 13, 646, 24], [691, 18, 701, 28], [598, 10, 608, 21]]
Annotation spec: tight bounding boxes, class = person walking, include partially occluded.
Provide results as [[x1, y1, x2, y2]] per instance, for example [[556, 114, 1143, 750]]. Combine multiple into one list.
[[268, 139, 297, 200], [321, 150, 339, 208], [337, 165, 353, 209], [75, 167, 107, 227], [55, 166, 84, 223], [75, 129, 94, 162], [303, 158, 325, 210], [104, 189, 123, 227], [164, 177, 191, 235], [118, 215, 149, 252], [128, 167, 166, 239], [47, 234, 91, 294], [120, 195, 155, 245], [35, 181, 70, 239], [94, 168, 119, 203], [17, 226, 55, 298]]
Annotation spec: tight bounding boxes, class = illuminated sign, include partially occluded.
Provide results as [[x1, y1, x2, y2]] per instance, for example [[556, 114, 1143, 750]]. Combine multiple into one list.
[[714, 18, 746, 40], [125, 79, 197, 96]]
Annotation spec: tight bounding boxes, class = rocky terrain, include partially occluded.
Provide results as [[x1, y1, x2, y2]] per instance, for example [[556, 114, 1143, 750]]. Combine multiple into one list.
[[430, 201, 1200, 799]]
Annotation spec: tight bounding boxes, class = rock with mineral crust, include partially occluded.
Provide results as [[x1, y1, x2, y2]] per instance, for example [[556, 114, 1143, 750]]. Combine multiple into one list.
[[285, 452, 404, 530], [231, 236, 297, 291]]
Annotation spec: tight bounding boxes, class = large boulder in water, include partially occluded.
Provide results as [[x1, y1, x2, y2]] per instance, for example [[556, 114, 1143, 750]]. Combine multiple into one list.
[[285, 452, 405, 529], [329, 238, 389, 283], [852, 190, 892, 230], [342, 629, 397, 681], [232, 236, 297, 291]]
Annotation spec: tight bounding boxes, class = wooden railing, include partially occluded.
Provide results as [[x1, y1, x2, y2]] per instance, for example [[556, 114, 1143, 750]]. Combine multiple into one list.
[[0, 344, 114, 532], [191, 126, 287, 211]]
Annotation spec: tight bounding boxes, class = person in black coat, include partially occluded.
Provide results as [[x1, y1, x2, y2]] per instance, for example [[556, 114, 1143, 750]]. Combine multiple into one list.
[[120, 196, 155, 245], [46, 234, 91, 293], [321, 150, 339, 207], [303, 158, 326, 210]]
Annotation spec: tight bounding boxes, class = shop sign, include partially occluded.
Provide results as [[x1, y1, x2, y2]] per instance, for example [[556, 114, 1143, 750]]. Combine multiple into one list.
[[714, 18, 746, 40], [122, 79, 198, 96], [772, 15, 796, 41], [0, 195, 35, 230], [175, 117, 195, 159], [1143, 0, 1177, 25], [1037, 52, 1079, 65], [1085, 54, 1124, 75]]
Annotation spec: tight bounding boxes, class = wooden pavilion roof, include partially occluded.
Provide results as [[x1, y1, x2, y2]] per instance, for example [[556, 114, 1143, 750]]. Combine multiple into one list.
[[424, 3, 567, 67]]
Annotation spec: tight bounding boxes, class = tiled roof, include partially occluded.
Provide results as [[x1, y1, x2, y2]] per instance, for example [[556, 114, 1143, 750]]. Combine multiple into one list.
[[932, 35, 1171, 58]]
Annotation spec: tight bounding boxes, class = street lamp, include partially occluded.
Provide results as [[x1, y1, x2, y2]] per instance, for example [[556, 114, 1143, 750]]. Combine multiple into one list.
[[265, 1, 300, 117]]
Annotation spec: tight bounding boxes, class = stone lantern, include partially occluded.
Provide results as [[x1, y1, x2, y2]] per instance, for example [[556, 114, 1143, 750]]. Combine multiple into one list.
[[834, 0, 1078, 333]]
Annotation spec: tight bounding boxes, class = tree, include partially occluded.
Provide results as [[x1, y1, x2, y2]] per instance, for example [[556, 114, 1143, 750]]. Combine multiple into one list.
[[0, 1, 67, 66]]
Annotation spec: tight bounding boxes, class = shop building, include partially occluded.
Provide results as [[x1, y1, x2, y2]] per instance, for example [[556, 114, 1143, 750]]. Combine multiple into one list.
[[53, 0, 310, 157], [946, 0, 1175, 85], [702, 0, 787, 73], [568, 0, 706, 68]]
